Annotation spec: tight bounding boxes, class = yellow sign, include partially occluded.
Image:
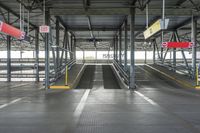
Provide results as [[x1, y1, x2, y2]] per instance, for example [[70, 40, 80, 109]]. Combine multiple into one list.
[[143, 19, 162, 40]]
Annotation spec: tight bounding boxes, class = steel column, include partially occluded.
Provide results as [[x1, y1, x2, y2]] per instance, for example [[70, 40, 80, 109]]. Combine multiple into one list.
[[35, 28, 39, 82], [161, 36, 164, 61], [70, 34, 73, 60], [172, 32, 176, 72], [7, 34, 11, 82], [116, 36, 118, 61], [129, 7, 136, 89], [124, 19, 128, 71], [56, 18, 60, 75], [153, 40, 156, 64], [74, 36, 76, 60], [65, 31, 69, 63], [144, 47, 147, 64], [113, 38, 116, 60], [191, 15, 197, 78], [44, 10, 50, 89], [7, 12, 11, 82], [119, 29, 122, 65]]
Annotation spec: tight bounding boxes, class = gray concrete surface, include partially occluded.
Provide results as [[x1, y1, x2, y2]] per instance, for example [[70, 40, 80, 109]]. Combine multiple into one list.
[[0, 65, 200, 133]]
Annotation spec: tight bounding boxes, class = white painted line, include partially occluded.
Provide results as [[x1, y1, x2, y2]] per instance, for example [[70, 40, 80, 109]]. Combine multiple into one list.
[[10, 83, 30, 89], [135, 91, 158, 106], [0, 98, 22, 109], [93, 80, 103, 82], [38, 86, 45, 90], [74, 89, 90, 119]]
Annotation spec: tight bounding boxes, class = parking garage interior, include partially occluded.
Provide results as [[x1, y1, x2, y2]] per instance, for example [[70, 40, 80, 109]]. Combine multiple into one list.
[[0, 0, 200, 133]]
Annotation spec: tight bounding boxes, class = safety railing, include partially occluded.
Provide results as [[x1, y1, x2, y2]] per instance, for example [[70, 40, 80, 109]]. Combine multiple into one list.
[[113, 60, 129, 85], [49, 59, 76, 83]]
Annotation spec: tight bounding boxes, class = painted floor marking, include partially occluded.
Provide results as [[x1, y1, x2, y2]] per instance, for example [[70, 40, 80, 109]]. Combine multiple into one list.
[[0, 98, 22, 109], [134, 91, 158, 106], [74, 89, 91, 122]]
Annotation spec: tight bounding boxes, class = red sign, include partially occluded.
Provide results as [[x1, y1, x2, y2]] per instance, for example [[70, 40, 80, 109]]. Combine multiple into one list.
[[0, 21, 25, 40], [162, 42, 193, 48], [39, 25, 50, 33]]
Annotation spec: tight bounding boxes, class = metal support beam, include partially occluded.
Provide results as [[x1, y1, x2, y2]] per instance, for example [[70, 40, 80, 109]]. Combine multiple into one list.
[[56, 18, 60, 77], [124, 19, 128, 71], [144, 47, 147, 64], [7, 12, 11, 82], [119, 29, 122, 65], [160, 36, 164, 62], [35, 28, 39, 82], [153, 40, 156, 64], [191, 15, 197, 78], [176, 0, 187, 6], [7, 37, 11, 81], [113, 38, 116, 60], [116, 35, 118, 61], [171, 32, 176, 72], [129, 7, 136, 89], [74, 36, 76, 60], [0, 1, 36, 28], [70, 34, 73, 60], [44, 10, 50, 89], [65, 31, 69, 63]]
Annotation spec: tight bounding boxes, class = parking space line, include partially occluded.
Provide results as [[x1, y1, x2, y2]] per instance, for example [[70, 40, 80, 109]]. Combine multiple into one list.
[[74, 89, 90, 123], [134, 91, 158, 106], [0, 98, 23, 109]]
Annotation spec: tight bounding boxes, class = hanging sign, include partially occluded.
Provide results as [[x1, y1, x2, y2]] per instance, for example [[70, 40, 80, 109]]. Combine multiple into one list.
[[0, 21, 25, 40], [162, 42, 193, 48], [39, 25, 50, 33], [143, 19, 169, 40]]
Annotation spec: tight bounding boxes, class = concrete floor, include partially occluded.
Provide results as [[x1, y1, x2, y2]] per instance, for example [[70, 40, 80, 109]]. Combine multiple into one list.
[[1, 65, 200, 133]]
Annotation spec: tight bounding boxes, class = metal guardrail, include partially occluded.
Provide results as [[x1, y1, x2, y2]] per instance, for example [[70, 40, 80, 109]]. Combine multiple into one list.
[[113, 60, 129, 85], [49, 59, 76, 83]]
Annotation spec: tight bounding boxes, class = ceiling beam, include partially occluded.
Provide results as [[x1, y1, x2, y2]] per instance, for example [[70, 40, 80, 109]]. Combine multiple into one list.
[[0, 1, 37, 28], [50, 8, 195, 16], [176, 0, 188, 6], [76, 38, 144, 42], [172, 16, 200, 30]]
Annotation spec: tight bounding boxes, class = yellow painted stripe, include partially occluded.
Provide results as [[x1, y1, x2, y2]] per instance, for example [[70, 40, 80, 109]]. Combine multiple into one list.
[[195, 86, 200, 90], [49, 86, 70, 89], [145, 65, 195, 89]]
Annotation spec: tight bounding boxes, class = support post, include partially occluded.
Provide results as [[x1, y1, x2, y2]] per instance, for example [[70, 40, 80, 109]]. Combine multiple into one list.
[[35, 28, 39, 82], [113, 38, 116, 61], [153, 40, 156, 64], [145, 47, 147, 64], [161, 36, 164, 61], [74, 36, 76, 60], [119, 29, 122, 65], [116, 36, 118, 61], [7, 34, 11, 82], [129, 7, 136, 89], [56, 18, 60, 75], [124, 19, 128, 71], [65, 31, 69, 63], [95, 47, 97, 63], [192, 15, 197, 78], [7, 12, 11, 82], [70, 34, 73, 60], [44, 10, 50, 89]]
